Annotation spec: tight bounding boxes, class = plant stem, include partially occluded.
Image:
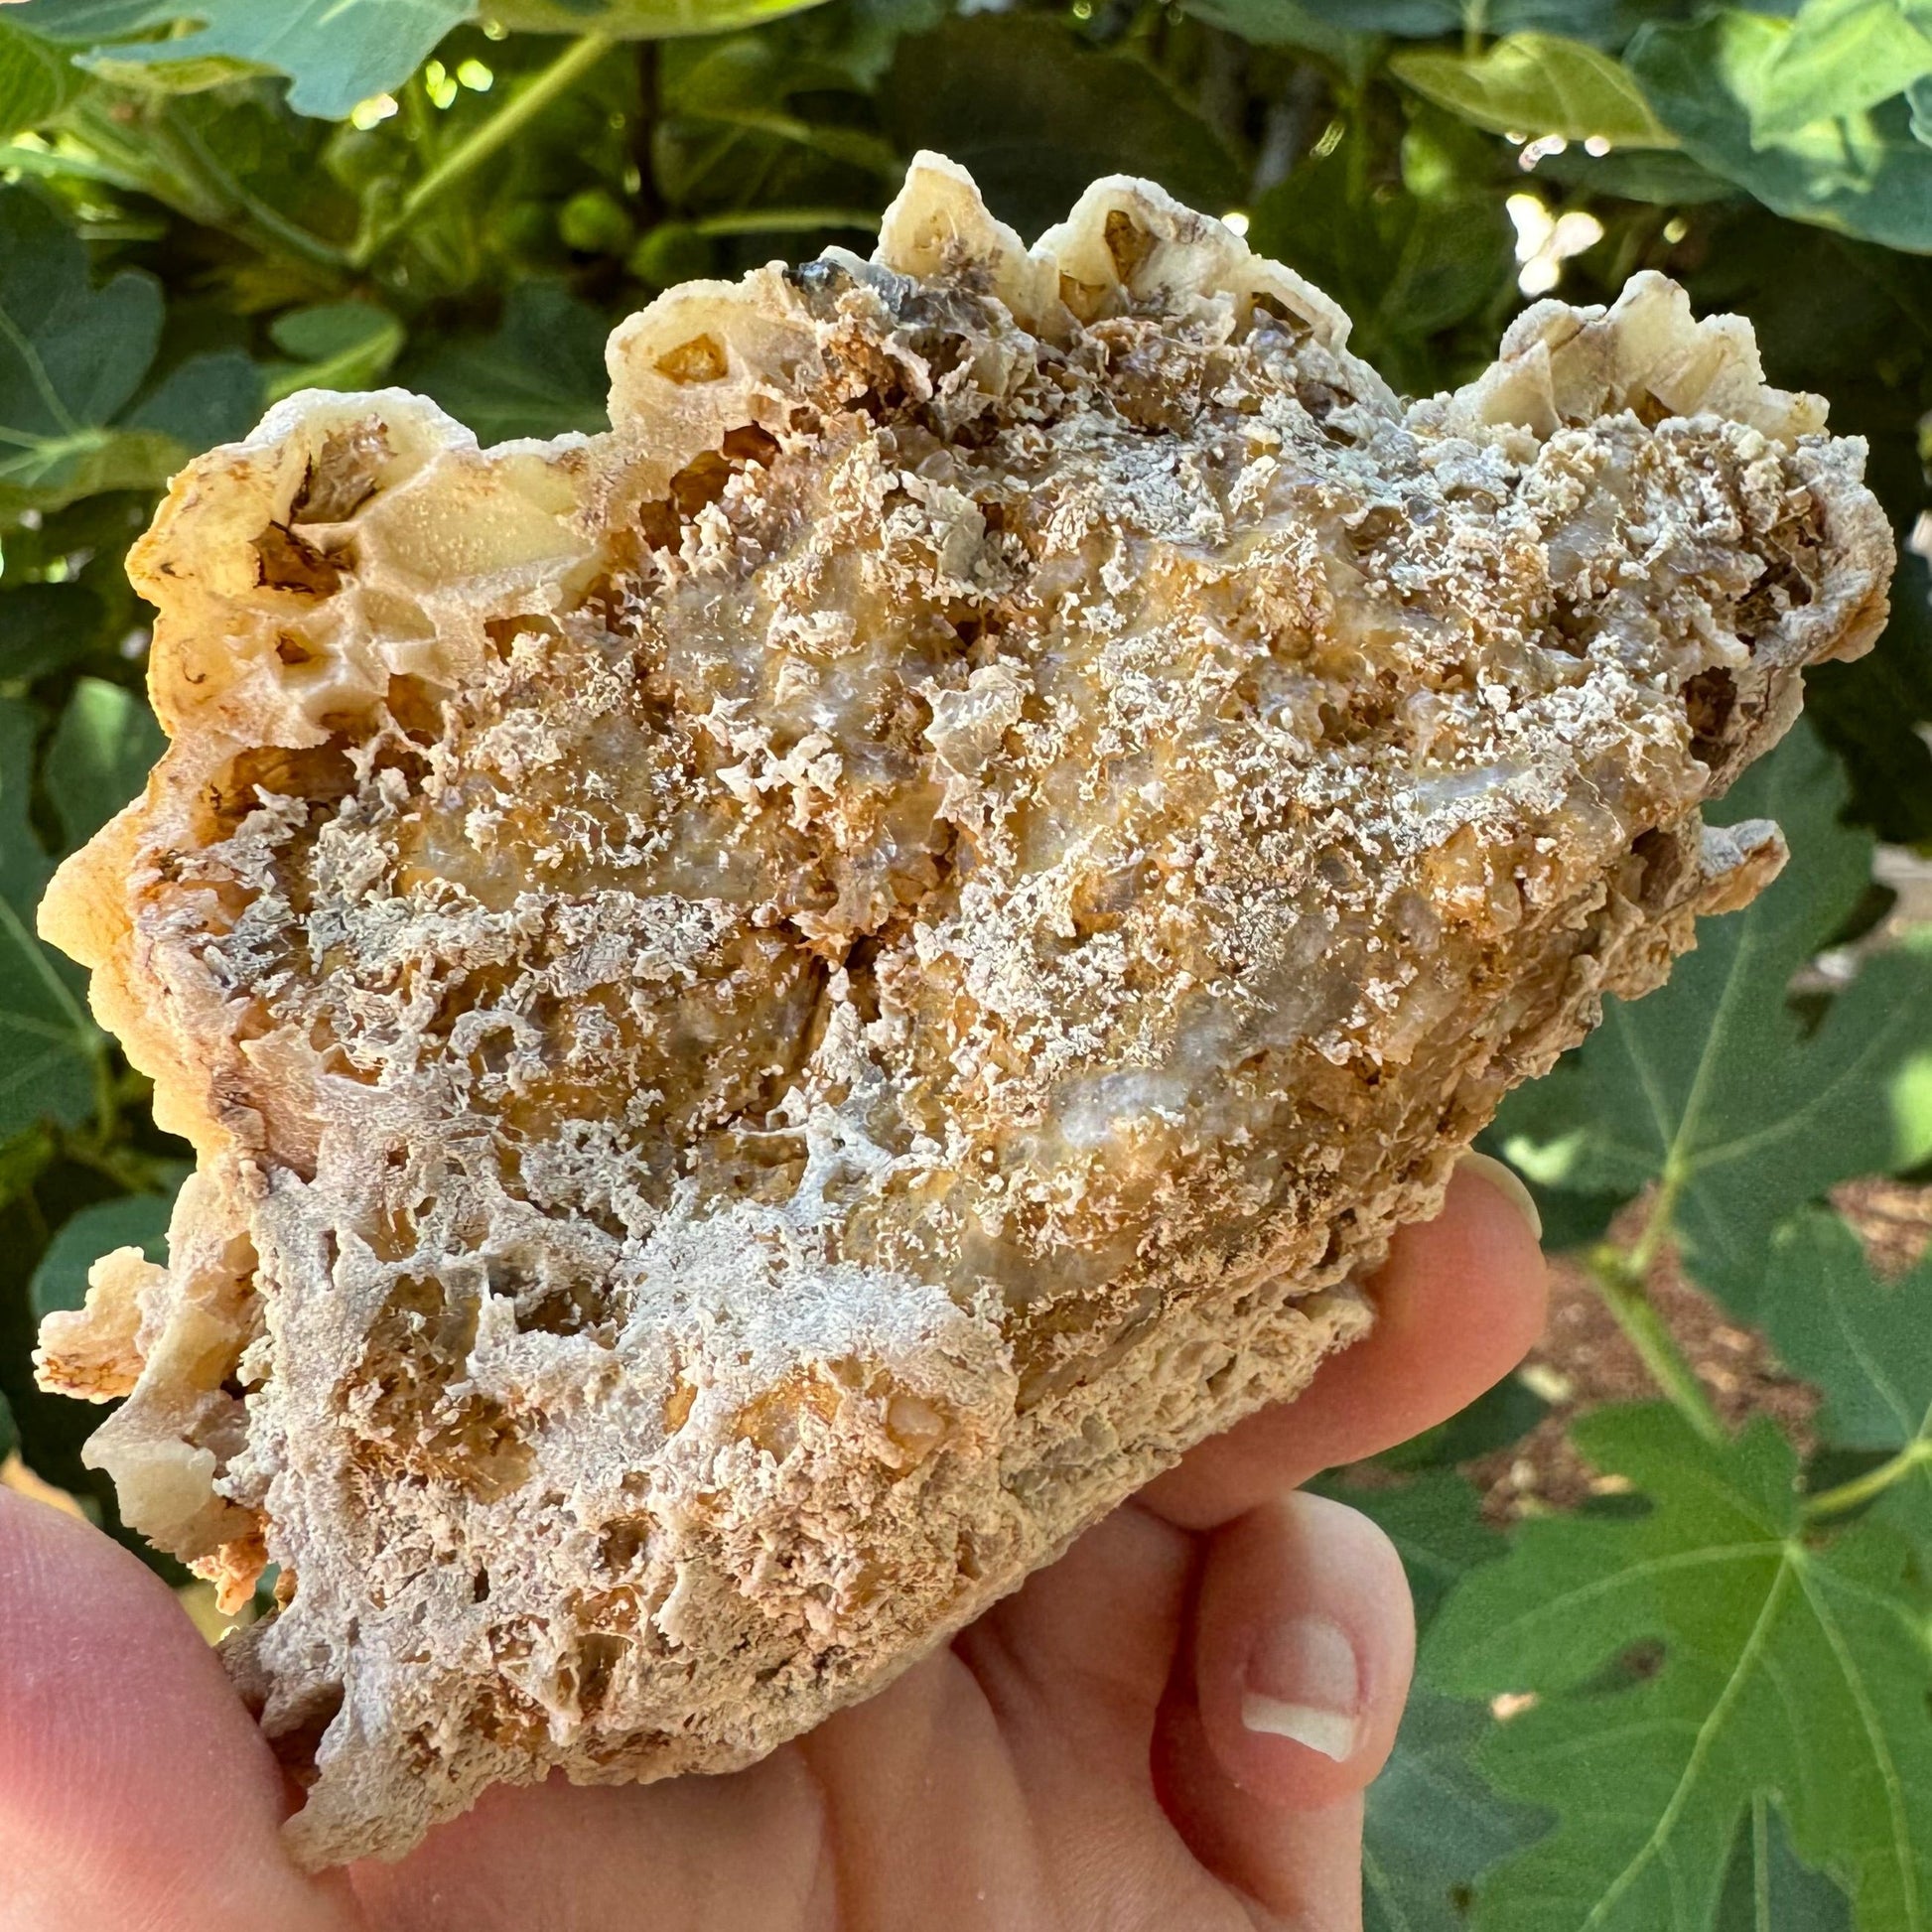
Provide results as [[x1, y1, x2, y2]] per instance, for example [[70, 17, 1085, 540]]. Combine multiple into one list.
[[1802, 1438, 1932, 1522], [1587, 1243, 1727, 1445], [165, 111, 351, 272], [687, 207, 882, 237], [631, 38, 661, 233], [354, 34, 616, 268], [88, 1041, 119, 1153], [62, 97, 348, 275], [1344, 80, 1370, 207], [1623, 1167, 1682, 1279]]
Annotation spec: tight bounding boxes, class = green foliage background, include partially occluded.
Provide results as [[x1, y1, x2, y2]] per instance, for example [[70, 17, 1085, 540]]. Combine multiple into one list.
[[0, 0, 1929, 1923]]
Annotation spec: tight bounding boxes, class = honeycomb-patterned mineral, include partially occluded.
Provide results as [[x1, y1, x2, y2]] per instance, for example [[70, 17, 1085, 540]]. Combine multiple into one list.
[[35, 154, 1892, 1865]]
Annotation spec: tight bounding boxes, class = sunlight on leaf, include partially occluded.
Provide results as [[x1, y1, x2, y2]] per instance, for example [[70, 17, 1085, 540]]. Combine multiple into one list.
[[1630, 11, 1932, 250], [1392, 34, 1677, 147], [1749, 0, 1932, 146], [10, 0, 471, 121], [0, 15, 84, 142], [1426, 1405, 1932, 1930]]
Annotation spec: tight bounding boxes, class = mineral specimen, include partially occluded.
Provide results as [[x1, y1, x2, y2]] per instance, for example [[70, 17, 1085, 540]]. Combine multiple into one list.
[[35, 153, 1892, 1867]]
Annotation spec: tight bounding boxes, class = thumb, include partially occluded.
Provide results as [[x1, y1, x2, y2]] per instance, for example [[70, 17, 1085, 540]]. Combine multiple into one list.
[[1153, 1490, 1415, 1929], [0, 1489, 357, 1932]]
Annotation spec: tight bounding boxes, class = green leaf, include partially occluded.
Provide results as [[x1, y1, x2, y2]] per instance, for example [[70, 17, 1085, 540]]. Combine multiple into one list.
[[0, 187, 160, 417], [77, 48, 262, 94], [0, 1386, 15, 1461], [0, 580, 109, 685], [1807, 548, 1932, 845], [46, 675, 164, 851], [0, 190, 263, 483], [491, 0, 834, 35], [1203, 0, 1640, 45], [0, 16, 84, 142], [882, 14, 1243, 240], [409, 281, 610, 445], [264, 301, 403, 402], [1321, 1469, 1554, 1931], [0, 693, 102, 1140], [1180, 0, 1379, 76], [1490, 724, 1932, 1316], [1762, 1208, 1932, 1493], [1532, 143, 1742, 204], [1629, 12, 1932, 251], [1265, 0, 1641, 39], [1364, 1691, 1555, 1932], [1391, 34, 1677, 147], [125, 347, 263, 450], [0, 1121, 56, 1210], [1717, 1797, 1856, 1931], [1249, 133, 1515, 386], [1374, 1372, 1553, 1474], [11, 0, 472, 121], [1290, 0, 1452, 28], [1425, 1404, 1932, 1931], [1750, 0, 1932, 147], [1, 691, 55, 922], [1314, 1468, 1506, 1629], [0, 180, 158, 438], [29, 1186, 176, 1319], [653, 30, 901, 222], [0, 184, 195, 517]]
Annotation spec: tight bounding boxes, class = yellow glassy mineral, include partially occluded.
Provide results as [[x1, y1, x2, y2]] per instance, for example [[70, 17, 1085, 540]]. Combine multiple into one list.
[[35, 153, 1891, 1866]]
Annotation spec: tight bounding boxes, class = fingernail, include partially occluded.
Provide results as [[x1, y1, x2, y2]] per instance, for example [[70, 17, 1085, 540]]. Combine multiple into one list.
[[1455, 1151, 1543, 1244], [1240, 1613, 1361, 1760]]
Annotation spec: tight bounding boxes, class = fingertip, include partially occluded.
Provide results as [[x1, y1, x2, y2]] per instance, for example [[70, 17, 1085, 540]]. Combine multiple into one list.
[[1193, 1492, 1413, 1811], [1452, 1151, 1543, 1246], [1338, 1158, 1549, 1425], [1152, 1492, 1412, 1923], [1389, 1155, 1549, 1363], [0, 1488, 351, 1931]]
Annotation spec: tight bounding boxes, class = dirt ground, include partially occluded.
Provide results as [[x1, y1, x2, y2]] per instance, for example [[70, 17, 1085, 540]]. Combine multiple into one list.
[[1467, 1176, 1932, 1520]]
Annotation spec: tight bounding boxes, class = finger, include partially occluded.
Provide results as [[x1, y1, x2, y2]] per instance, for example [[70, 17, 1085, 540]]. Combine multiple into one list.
[[1146, 1156, 1547, 1530], [1192, 1492, 1413, 1809], [348, 1746, 831, 1932], [1154, 1492, 1414, 1928], [0, 1489, 356, 1932], [943, 1506, 1210, 1921], [954, 1500, 1196, 1754]]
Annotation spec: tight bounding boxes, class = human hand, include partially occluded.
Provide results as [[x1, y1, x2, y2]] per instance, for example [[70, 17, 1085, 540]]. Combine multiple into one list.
[[0, 1158, 1545, 1932]]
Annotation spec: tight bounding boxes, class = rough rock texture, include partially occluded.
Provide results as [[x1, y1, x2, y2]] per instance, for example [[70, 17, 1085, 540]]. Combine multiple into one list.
[[35, 154, 1892, 1867]]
